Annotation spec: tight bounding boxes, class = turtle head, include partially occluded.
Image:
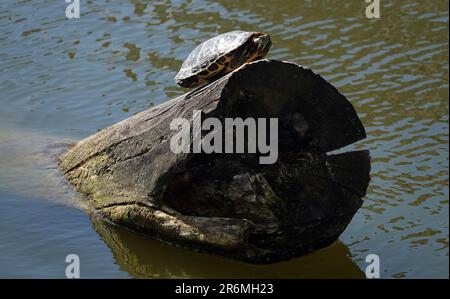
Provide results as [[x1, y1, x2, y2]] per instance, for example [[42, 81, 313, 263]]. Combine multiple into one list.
[[251, 32, 272, 60]]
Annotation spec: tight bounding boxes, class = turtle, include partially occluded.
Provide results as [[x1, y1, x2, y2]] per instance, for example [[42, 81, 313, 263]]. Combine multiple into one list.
[[175, 30, 272, 88]]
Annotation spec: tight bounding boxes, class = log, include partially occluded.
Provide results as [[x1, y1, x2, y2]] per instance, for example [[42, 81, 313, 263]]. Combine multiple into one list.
[[59, 60, 370, 264]]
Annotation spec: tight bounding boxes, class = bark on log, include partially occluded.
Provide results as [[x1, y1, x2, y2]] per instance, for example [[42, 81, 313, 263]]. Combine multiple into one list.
[[59, 60, 370, 264]]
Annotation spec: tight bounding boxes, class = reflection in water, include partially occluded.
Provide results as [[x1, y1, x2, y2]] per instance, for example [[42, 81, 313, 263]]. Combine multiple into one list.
[[0, 0, 448, 278], [91, 215, 364, 279]]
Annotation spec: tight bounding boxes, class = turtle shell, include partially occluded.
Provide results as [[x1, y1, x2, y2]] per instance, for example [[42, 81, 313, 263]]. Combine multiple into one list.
[[175, 31, 256, 86]]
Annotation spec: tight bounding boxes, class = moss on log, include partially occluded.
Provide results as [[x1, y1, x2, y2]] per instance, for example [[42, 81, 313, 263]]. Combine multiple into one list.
[[59, 60, 370, 264]]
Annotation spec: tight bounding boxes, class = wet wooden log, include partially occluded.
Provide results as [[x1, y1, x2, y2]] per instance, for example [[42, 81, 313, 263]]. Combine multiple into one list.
[[59, 60, 370, 264]]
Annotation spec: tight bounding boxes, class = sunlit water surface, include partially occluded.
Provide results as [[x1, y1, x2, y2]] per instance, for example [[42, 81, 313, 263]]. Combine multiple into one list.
[[0, 0, 448, 278]]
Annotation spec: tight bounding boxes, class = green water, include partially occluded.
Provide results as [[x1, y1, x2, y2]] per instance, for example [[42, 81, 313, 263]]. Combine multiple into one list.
[[0, 0, 448, 278]]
